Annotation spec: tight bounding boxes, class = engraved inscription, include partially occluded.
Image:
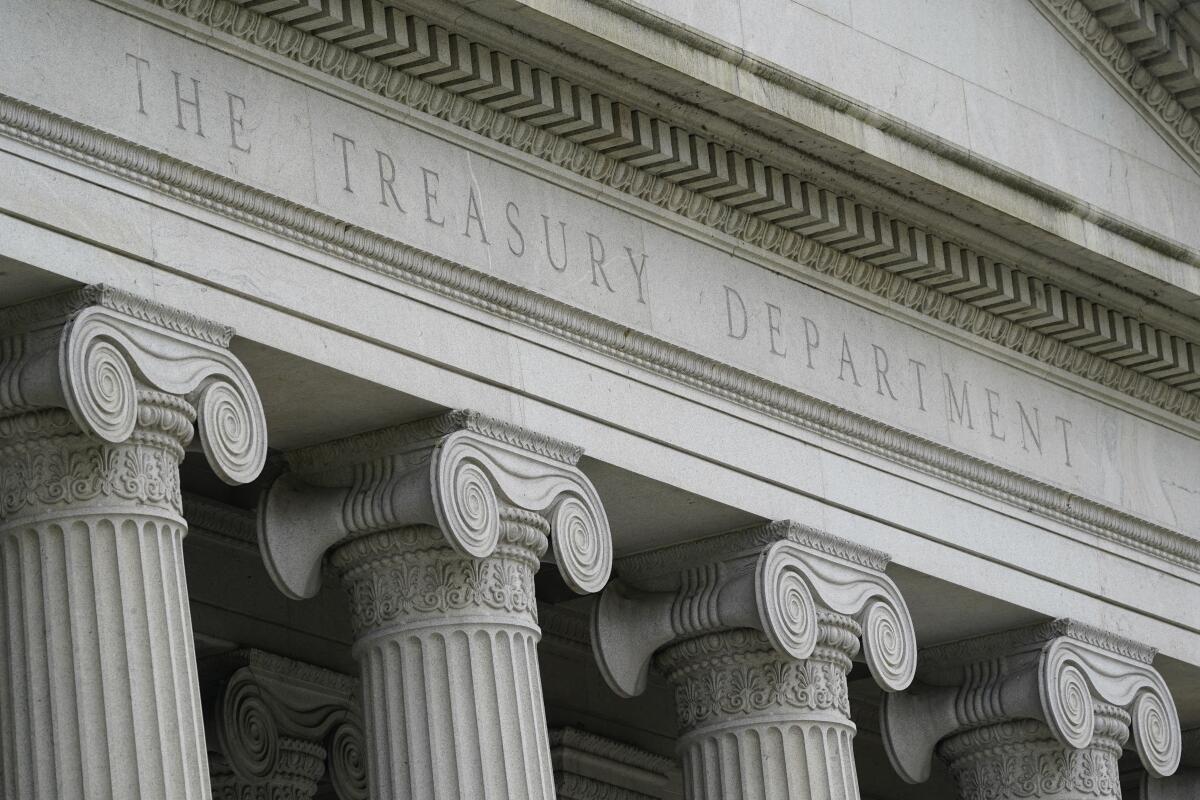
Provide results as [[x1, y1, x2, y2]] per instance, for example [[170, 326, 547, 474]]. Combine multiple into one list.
[[125, 52, 252, 154], [2, 2, 1189, 531], [720, 284, 1077, 466]]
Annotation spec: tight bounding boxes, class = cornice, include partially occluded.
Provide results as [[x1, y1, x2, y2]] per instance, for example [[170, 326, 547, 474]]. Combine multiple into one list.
[[1031, 0, 1200, 175], [535, 0, 1200, 269], [5, 90, 1198, 571], [127, 0, 1200, 414], [6, 1, 1200, 569]]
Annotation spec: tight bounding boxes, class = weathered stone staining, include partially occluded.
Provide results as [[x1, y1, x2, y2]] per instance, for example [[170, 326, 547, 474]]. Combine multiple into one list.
[[881, 620, 1182, 800], [591, 521, 917, 800], [0, 285, 267, 799], [256, 411, 612, 800]]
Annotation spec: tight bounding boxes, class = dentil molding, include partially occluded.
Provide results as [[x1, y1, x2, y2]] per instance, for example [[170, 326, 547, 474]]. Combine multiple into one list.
[[3, 6, 1198, 573], [1031, 0, 1200, 175]]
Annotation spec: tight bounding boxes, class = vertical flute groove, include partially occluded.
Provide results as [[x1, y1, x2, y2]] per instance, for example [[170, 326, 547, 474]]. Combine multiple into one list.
[[333, 516, 556, 800], [0, 405, 211, 799], [660, 619, 864, 800]]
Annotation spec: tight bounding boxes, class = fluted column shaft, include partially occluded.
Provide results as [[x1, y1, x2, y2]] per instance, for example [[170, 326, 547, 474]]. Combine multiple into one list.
[[331, 510, 554, 800], [591, 521, 918, 800], [256, 411, 613, 800], [659, 615, 862, 800], [0, 286, 268, 800], [0, 400, 204, 798]]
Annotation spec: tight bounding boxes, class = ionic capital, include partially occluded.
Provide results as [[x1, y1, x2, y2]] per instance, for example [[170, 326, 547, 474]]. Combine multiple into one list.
[[591, 520, 917, 698], [881, 619, 1182, 787], [0, 284, 267, 489], [203, 650, 368, 800], [0, 287, 266, 799], [258, 410, 612, 599]]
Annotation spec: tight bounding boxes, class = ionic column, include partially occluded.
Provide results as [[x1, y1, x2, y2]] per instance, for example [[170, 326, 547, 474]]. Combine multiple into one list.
[[0, 286, 267, 799], [1136, 729, 1198, 800], [202, 650, 368, 800], [591, 521, 918, 800], [881, 619, 1182, 800], [256, 411, 613, 800]]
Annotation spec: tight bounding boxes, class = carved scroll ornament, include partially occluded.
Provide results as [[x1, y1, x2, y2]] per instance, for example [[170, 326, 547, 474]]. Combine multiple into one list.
[[591, 520, 916, 698], [257, 410, 612, 600], [0, 285, 267, 485], [881, 621, 1182, 785], [206, 651, 367, 800]]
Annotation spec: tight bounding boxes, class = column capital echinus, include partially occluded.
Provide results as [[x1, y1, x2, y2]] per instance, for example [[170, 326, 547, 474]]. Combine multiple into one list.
[[256, 411, 613, 800], [591, 520, 917, 800], [0, 285, 267, 800], [881, 619, 1182, 800], [258, 409, 611, 601]]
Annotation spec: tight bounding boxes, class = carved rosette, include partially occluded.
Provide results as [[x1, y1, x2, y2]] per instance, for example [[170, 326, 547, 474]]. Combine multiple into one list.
[[0, 286, 267, 800], [881, 620, 1182, 799], [203, 651, 366, 800], [591, 521, 915, 800], [256, 412, 613, 800]]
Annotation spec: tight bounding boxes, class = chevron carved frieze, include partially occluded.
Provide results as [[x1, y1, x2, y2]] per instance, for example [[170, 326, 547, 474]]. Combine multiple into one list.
[[155, 0, 1200, 413]]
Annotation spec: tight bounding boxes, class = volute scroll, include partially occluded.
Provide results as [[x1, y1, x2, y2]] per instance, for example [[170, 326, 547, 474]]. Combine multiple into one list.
[[258, 411, 612, 600], [1, 289, 268, 487], [591, 521, 916, 699]]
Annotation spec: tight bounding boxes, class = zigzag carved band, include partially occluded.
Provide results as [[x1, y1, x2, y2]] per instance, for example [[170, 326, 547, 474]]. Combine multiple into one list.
[[1, 91, 1195, 569], [210, 0, 1200, 401]]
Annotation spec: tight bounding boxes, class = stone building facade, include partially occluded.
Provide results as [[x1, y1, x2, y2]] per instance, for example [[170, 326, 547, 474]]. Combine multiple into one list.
[[0, 0, 1198, 798]]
